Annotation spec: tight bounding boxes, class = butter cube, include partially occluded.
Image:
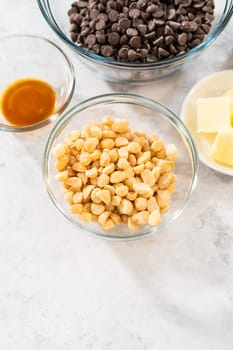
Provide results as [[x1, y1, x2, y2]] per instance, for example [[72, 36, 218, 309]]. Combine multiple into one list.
[[210, 127, 233, 167], [197, 96, 231, 133]]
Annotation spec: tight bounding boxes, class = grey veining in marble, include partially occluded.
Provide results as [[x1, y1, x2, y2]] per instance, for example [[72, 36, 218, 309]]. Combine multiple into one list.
[[0, 1, 233, 350]]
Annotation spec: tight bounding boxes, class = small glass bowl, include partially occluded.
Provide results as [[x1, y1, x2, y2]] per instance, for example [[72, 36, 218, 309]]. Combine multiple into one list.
[[43, 93, 199, 241], [37, 0, 233, 84], [0, 34, 75, 132]]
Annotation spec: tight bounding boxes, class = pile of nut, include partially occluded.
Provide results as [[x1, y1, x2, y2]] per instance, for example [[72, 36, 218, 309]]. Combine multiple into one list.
[[68, 0, 215, 62], [53, 117, 178, 230]]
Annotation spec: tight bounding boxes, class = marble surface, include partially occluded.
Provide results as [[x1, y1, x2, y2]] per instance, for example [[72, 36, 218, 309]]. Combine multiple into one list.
[[1, 1, 233, 349]]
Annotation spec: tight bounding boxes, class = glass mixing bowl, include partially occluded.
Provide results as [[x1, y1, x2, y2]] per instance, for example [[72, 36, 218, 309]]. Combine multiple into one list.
[[37, 0, 232, 84], [0, 35, 75, 132], [43, 93, 199, 241]]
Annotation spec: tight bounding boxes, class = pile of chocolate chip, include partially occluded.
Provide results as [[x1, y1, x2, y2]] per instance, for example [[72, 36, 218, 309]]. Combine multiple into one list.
[[68, 0, 214, 63]]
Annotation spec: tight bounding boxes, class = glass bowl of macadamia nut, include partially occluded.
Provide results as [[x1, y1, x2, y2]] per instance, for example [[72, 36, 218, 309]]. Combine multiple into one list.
[[37, 0, 232, 83], [43, 93, 198, 240]]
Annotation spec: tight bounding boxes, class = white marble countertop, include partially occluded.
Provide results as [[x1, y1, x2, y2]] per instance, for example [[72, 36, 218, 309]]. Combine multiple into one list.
[[1, 1, 233, 349]]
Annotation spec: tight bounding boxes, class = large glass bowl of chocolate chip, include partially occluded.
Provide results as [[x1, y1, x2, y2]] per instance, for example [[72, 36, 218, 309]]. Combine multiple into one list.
[[38, 0, 233, 83]]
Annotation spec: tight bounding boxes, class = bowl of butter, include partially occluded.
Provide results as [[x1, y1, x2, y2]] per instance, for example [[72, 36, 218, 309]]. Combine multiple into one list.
[[181, 70, 233, 176]]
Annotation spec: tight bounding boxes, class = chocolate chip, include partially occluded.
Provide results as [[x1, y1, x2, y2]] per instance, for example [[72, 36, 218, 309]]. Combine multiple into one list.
[[120, 34, 128, 44], [81, 27, 90, 36], [148, 20, 156, 32], [90, 9, 99, 19], [164, 25, 174, 35], [129, 8, 141, 18], [89, 1, 96, 10], [70, 23, 79, 32], [169, 44, 178, 54], [108, 32, 120, 45], [205, 13, 214, 23], [137, 24, 147, 35], [193, 1, 205, 9], [70, 32, 78, 42], [180, 21, 191, 31], [107, 0, 117, 10], [128, 49, 140, 61], [139, 48, 148, 58], [177, 13, 187, 21], [117, 0, 124, 8], [68, 7, 78, 16], [96, 20, 106, 30], [80, 19, 89, 27], [190, 21, 199, 31], [129, 2, 138, 10], [96, 30, 106, 44], [86, 34, 96, 47], [158, 47, 170, 58], [146, 4, 157, 14], [118, 47, 128, 59], [194, 17, 202, 25], [80, 8, 88, 16], [176, 44, 187, 52], [153, 8, 164, 18], [178, 32, 188, 45], [167, 21, 181, 30], [101, 45, 114, 57], [188, 12, 195, 21], [129, 36, 141, 49], [143, 42, 151, 51], [196, 26, 205, 34], [203, 6, 214, 14], [154, 19, 165, 26], [121, 44, 130, 49], [146, 53, 157, 62], [177, 5, 187, 15], [119, 13, 126, 19], [153, 36, 164, 46], [126, 28, 138, 37], [108, 10, 120, 22], [165, 35, 174, 45], [167, 9, 176, 20], [182, 0, 192, 7], [69, 13, 82, 24], [89, 19, 97, 29], [74, 1, 88, 9], [137, 0, 147, 10], [132, 18, 143, 28], [140, 11, 150, 21], [98, 13, 108, 22], [122, 6, 129, 15], [119, 17, 131, 30], [202, 23, 210, 33], [144, 31, 156, 40], [98, 3, 106, 11], [92, 43, 100, 53], [111, 23, 120, 32], [189, 38, 202, 48], [192, 33, 205, 40]]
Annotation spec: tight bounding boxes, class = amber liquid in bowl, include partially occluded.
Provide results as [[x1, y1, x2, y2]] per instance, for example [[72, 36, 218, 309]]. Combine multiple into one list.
[[0, 78, 56, 127]]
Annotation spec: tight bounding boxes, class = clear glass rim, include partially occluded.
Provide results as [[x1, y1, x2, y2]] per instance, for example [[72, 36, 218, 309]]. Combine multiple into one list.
[[37, 0, 233, 70], [43, 93, 199, 241], [0, 34, 75, 133]]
